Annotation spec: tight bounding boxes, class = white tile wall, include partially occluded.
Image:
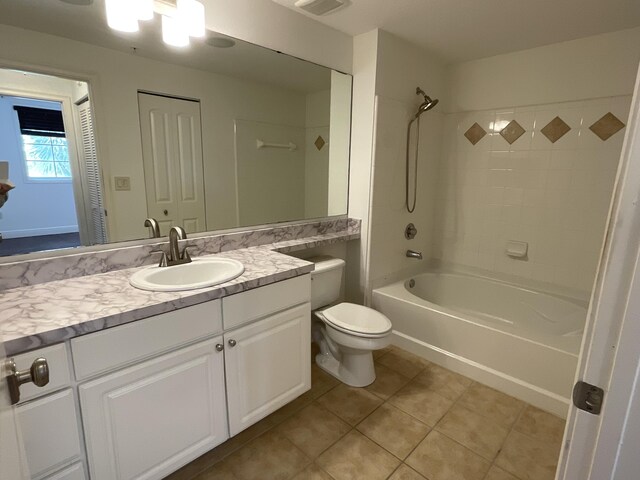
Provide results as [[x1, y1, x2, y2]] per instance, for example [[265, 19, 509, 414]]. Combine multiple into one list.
[[432, 96, 631, 292]]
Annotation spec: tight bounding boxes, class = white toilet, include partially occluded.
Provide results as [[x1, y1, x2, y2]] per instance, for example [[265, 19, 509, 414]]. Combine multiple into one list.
[[310, 256, 392, 387]]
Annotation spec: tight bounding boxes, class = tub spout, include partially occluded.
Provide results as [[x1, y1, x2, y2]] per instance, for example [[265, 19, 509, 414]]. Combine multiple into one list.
[[406, 249, 423, 259]]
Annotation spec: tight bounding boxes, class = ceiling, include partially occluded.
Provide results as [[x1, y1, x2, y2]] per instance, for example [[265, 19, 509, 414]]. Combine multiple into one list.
[[0, 0, 331, 93], [273, 0, 640, 63]]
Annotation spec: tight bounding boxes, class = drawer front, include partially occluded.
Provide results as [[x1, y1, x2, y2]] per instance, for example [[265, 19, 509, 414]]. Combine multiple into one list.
[[42, 463, 86, 480], [223, 275, 311, 330], [71, 299, 222, 380], [12, 343, 71, 403], [17, 389, 82, 479]]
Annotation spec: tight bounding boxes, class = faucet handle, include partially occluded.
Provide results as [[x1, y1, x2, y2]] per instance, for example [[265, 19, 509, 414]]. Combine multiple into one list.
[[181, 246, 192, 263], [158, 251, 168, 267]]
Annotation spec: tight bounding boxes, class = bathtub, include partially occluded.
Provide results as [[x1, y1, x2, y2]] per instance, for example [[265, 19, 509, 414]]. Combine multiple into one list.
[[372, 271, 587, 416]]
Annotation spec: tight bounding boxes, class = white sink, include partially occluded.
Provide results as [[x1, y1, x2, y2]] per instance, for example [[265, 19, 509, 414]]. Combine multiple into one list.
[[129, 257, 245, 292]]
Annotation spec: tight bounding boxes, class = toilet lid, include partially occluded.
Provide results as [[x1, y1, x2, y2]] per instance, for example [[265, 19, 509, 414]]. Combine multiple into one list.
[[321, 303, 392, 335]]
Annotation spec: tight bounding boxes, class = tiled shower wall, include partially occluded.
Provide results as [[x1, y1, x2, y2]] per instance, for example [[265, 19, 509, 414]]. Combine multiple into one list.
[[432, 95, 631, 293]]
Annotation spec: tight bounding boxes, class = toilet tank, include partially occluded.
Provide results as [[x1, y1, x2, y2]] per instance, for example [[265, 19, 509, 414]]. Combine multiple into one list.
[[309, 256, 346, 310]]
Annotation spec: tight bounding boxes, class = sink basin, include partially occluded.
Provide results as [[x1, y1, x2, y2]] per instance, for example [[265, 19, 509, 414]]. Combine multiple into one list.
[[130, 257, 245, 292]]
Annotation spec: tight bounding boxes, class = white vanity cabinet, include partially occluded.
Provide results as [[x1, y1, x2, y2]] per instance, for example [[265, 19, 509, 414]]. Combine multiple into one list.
[[79, 338, 228, 480], [224, 303, 311, 435], [14, 274, 311, 480]]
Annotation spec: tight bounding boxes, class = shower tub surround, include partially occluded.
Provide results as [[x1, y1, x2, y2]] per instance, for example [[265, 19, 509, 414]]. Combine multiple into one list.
[[0, 218, 360, 355], [433, 95, 630, 293]]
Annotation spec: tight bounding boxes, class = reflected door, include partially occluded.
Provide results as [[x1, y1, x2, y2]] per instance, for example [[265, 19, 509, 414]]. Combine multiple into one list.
[[138, 93, 206, 236]]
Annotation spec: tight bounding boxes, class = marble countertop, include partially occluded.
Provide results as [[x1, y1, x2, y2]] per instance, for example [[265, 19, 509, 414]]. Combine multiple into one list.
[[1, 228, 358, 355]]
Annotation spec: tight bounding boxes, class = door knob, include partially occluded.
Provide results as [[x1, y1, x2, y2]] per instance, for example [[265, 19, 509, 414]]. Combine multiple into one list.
[[6, 357, 50, 405], [163, 209, 169, 216], [215, 344, 224, 352], [228, 339, 237, 347]]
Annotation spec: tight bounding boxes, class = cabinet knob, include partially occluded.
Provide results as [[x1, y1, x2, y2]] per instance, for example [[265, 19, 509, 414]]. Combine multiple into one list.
[[163, 209, 169, 216], [228, 339, 237, 347], [5, 357, 50, 405], [215, 344, 224, 352]]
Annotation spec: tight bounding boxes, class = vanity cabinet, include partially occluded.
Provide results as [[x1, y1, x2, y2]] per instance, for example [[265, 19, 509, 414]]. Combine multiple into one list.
[[224, 303, 311, 436], [13, 274, 311, 480], [79, 338, 228, 480]]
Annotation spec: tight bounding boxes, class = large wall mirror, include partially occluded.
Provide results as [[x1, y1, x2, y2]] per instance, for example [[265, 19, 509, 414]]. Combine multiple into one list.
[[0, 1, 352, 257]]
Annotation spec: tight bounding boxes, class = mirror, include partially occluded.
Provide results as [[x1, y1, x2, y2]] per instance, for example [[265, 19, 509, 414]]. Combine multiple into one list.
[[0, 0, 352, 257]]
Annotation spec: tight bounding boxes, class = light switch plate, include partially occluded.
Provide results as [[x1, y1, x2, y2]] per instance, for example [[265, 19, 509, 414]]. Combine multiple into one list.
[[114, 176, 131, 191]]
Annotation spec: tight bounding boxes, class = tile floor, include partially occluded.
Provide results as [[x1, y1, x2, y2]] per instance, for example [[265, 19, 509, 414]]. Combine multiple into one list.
[[166, 346, 566, 480]]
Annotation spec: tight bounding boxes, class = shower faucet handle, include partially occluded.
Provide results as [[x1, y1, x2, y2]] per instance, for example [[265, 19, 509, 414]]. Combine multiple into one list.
[[405, 223, 418, 239]]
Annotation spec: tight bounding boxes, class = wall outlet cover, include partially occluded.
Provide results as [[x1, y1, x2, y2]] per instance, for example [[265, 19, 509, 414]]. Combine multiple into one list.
[[114, 176, 131, 191]]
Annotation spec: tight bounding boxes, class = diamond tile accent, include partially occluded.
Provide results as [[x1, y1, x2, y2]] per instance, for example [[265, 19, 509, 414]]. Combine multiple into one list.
[[540, 116, 571, 143], [500, 120, 526, 145], [464, 122, 487, 145], [314, 135, 326, 150], [589, 112, 625, 141]]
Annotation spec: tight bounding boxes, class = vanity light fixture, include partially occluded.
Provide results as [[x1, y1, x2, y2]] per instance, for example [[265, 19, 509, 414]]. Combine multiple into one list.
[[105, 0, 205, 47]]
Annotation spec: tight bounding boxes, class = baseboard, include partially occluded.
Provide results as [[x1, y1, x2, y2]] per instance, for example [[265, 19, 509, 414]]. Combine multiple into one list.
[[1, 226, 79, 239], [391, 331, 571, 418]]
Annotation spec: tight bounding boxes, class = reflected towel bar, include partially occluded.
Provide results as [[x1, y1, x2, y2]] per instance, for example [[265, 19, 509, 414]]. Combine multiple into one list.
[[256, 139, 297, 151]]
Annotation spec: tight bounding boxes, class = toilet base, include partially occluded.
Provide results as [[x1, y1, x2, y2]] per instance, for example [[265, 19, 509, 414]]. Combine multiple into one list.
[[315, 350, 376, 388]]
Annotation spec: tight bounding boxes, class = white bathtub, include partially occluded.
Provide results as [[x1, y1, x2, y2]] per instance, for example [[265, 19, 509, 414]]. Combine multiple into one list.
[[372, 271, 587, 416]]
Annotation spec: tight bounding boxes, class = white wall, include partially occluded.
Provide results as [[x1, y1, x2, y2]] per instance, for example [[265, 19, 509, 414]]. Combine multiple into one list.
[[448, 27, 640, 112], [367, 31, 447, 292], [304, 89, 330, 218], [328, 71, 352, 216], [0, 95, 78, 238], [0, 24, 310, 242], [202, 0, 352, 73], [346, 30, 379, 303]]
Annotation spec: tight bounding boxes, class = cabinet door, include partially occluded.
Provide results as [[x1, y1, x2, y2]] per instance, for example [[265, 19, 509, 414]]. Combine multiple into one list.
[[225, 303, 311, 436], [79, 338, 227, 480]]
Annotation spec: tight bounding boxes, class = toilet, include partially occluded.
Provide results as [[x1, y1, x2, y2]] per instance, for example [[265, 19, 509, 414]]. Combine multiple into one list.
[[310, 256, 392, 387]]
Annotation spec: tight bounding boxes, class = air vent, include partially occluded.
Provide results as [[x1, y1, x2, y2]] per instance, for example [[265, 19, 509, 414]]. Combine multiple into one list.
[[294, 0, 346, 16]]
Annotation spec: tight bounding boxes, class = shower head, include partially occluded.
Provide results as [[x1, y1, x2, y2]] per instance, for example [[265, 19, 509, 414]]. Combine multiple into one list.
[[414, 87, 439, 118]]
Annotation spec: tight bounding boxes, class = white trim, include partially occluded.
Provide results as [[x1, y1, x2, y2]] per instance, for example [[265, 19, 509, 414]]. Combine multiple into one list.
[[558, 61, 640, 479], [1, 226, 79, 239]]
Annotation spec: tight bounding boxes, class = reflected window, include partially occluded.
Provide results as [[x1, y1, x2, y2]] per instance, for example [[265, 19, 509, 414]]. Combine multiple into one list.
[[21, 135, 71, 179], [14, 105, 71, 180]]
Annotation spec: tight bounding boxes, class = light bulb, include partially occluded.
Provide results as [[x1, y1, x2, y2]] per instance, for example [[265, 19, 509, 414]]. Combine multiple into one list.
[[136, 0, 154, 21], [162, 14, 190, 47], [177, 0, 205, 38], [105, 0, 139, 33]]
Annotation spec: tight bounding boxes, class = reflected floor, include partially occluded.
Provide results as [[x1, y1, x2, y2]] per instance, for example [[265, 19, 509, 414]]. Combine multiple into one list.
[[0, 232, 80, 256], [166, 345, 565, 480]]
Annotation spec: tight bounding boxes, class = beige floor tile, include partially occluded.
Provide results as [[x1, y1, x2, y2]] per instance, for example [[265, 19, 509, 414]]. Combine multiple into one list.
[[356, 403, 430, 459], [309, 364, 340, 399], [376, 349, 428, 378], [388, 464, 428, 480], [414, 363, 472, 401], [316, 384, 383, 425], [435, 404, 509, 460], [225, 430, 311, 480], [495, 430, 561, 480], [373, 345, 394, 360], [514, 405, 566, 446], [484, 465, 519, 480], [457, 383, 525, 428], [317, 430, 400, 480], [277, 403, 351, 458], [192, 459, 240, 480], [406, 430, 491, 480], [291, 463, 334, 480], [388, 381, 453, 426], [365, 364, 411, 400]]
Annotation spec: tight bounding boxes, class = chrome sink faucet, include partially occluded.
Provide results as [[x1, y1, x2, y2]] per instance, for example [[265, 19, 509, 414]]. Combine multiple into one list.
[[406, 249, 423, 260], [159, 226, 192, 267], [144, 218, 161, 238]]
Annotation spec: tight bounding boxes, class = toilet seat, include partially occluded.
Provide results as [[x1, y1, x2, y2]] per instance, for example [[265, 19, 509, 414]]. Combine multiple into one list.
[[319, 303, 392, 338]]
